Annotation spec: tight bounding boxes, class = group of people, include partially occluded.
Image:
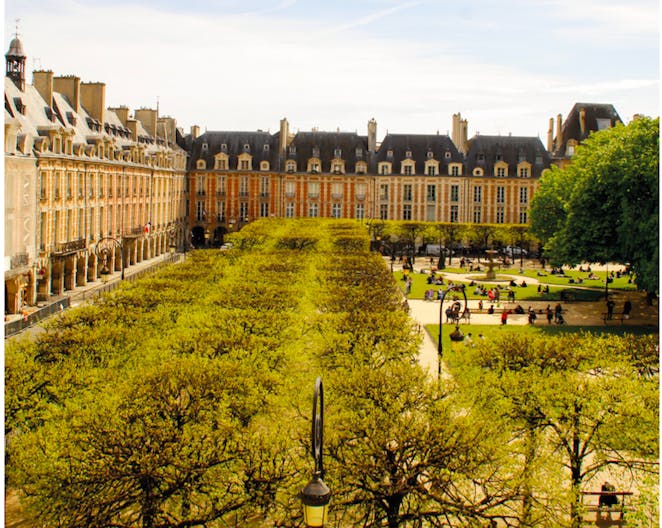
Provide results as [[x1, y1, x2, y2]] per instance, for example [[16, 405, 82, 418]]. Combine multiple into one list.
[[606, 297, 633, 320]]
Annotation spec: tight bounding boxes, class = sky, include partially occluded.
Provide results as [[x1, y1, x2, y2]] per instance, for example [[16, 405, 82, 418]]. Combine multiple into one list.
[[4, 0, 659, 141]]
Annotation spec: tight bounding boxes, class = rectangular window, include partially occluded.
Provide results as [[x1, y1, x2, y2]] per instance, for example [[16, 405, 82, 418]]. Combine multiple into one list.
[[519, 187, 528, 204], [450, 185, 459, 202], [473, 186, 482, 203], [473, 207, 481, 223], [332, 203, 342, 218], [218, 175, 226, 194], [451, 165, 460, 176], [286, 202, 295, 218], [404, 165, 413, 175], [496, 167, 506, 177], [54, 172, 61, 199], [331, 182, 343, 199], [355, 203, 365, 219], [519, 167, 529, 177], [285, 181, 296, 198], [308, 182, 319, 198], [355, 182, 366, 200], [403, 184, 413, 201], [426, 204, 436, 222], [380, 203, 388, 220], [260, 176, 269, 197], [239, 202, 249, 221], [240, 176, 249, 196], [519, 211, 528, 224], [196, 201, 205, 221], [260, 202, 269, 217], [496, 186, 505, 203], [379, 184, 388, 201], [450, 205, 459, 223], [427, 165, 436, 176], [403, 204, 412, 220], [240, 160, 250, 170], [308, 202, 319, 218], [217, 201, 225, 221], [496, 208, 505, 223], [426, 184, 436, 202]]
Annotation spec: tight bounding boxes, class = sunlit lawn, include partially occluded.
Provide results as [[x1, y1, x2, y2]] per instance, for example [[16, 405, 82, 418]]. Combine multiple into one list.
[[427, 323, 659, 354]]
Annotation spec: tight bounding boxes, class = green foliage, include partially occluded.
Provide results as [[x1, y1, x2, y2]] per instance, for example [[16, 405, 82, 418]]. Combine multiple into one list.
[[531, 117, 659, 293]]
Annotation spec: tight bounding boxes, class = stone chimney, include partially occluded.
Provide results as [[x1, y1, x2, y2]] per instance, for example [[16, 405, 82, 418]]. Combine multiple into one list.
[[80, 82, 106, 123], [547, 117, 554, 152], [157, 116, 177, 145], [452, 112, 469, 154], [555, 114, 563, 153], [126, 118, 139, 140], [279, 117, 289, 154], [579, 108, 586, 135], [190, 125, 200, 139], [109, 106, 130, 126], [54, 75, 80, 113], [367, 118, 377, 153], [134, 108, 157, 138], [33, 70, 54, 108]]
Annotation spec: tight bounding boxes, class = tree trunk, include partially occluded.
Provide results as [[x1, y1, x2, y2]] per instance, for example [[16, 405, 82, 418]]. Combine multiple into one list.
[[520, 426, 538, 527], [387, 495, 404, 528]]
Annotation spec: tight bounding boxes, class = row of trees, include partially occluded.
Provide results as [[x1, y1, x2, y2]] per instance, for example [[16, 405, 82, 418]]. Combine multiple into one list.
[[6, 218, 658, 527], [368, 220, 536, 269]]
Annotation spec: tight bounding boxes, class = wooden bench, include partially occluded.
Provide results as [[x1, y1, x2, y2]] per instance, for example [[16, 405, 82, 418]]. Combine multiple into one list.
[[581, 490, 632, 523]]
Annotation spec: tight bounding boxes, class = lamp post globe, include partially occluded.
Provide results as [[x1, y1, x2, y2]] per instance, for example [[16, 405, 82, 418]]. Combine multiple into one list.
[[301, 474, 332, 527], [301, 377, 331, 526]]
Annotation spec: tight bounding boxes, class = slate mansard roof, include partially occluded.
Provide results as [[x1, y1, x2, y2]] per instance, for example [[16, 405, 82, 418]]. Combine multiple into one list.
[[553, 103, 623, 158], [286, 131, 369, 173], [188, 130, 280, 171], [376, 133, 463, 173], [465, 135, 551, 177]]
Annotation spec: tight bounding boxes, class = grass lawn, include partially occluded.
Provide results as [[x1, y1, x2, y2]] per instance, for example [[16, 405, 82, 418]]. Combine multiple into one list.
[[427, 323, 659, 353], [395, 270, 602, 302]]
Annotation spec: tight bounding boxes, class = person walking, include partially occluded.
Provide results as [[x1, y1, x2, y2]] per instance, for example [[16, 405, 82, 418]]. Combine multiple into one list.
[[546, 304, 553, 324], [606, 298, 615, 320], [501, 310, 508, 325], [554, 303, 563, 323], [623, 299, 632, 320]]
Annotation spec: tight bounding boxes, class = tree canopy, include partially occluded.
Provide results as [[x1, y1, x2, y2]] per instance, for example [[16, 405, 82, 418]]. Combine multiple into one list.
[[530, 116, 659, 293]]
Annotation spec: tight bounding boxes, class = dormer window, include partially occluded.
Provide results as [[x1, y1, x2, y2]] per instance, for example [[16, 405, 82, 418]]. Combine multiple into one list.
[[201, 143, 208, 152], [496, 153, 503, 161], [427, 150, 434, 159], [243, 143, 250, 152], [386, 149, 393, 159], [312, 147, 320, 158], [477, 153, 485, 162], [286, 160, 296, 172], [445, 151, 452, 159], [355, 147, 363, 159], [263, 144, 269, 152], [289, 145, 296, 156], [334, 148, 342, 158], [221, 143, 227, 152], [405, 150, 412, 159]]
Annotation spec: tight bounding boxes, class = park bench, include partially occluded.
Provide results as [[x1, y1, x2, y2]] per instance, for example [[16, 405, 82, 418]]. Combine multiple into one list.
[[580, 490, 632, 524]]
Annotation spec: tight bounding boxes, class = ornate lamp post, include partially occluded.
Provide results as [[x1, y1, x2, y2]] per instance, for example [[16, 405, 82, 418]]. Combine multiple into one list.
[[437, 284, 468, 376], [95, 236, 125, 280], [301, 377, 332, 526]]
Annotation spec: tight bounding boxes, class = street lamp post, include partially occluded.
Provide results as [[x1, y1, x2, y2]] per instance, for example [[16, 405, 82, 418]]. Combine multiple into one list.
[[301, 377, 332, 527], [437, 284, 468, 377], [95, 236, 125, 281]]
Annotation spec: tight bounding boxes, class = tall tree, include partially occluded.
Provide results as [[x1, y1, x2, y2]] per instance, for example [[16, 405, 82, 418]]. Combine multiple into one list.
[[530, 117, 659, 294]]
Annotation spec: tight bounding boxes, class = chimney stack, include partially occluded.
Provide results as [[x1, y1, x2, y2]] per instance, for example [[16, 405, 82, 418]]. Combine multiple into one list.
[[109, 106, 130, 126], [134, 108, 157, 138], [54, 75, 80, 114], [579, 108, 586, 135], [80, 82, 106, 123], [367, 118, 377, 153], [279, 117, 289, 154], [547, 117, 554, 152], [190, 125, 200, 139], [555, 114, 563, 152], [33, 70, 54, 108]]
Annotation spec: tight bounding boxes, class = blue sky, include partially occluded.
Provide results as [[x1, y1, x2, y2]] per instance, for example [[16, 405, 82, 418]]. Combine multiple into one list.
[[4, 0, 659, 140]]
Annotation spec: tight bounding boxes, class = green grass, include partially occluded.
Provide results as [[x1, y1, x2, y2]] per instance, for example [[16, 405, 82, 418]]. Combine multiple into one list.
[[396, 270, 597, 302], [427, 323, 659, 352]]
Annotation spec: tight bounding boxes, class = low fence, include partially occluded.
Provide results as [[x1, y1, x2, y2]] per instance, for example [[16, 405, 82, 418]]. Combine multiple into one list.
[[5, 253, 184, 338]]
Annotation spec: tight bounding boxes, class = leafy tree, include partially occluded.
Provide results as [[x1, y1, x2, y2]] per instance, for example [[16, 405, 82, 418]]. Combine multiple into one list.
[[427, 222, 467, 268], [530, 117, 659, 294], [455, 333, 659, 527]]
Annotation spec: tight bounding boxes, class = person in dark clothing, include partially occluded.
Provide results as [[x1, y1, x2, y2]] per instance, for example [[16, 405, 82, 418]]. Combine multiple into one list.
[[623, 299, 632, 319], [599, 482, 618, 508], [606, 298, 615, 320]]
